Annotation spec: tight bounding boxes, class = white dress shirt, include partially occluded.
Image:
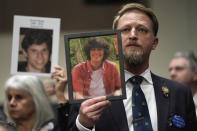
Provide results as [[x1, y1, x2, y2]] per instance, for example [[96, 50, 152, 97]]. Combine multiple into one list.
[[124, 69, 158, 131], [76, 69, 158, 131], [193, 91, 197, 117]]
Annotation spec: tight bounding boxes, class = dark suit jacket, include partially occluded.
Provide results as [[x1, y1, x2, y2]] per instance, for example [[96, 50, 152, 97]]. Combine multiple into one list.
[[56, 102, 70, 131], [67, 73, 197, 131]]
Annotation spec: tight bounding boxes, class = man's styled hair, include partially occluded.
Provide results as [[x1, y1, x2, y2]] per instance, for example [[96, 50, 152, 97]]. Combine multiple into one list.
[[84, 37, 110, 61], [112, 3, 159, 36], [173, 51, 197, 71], [21, 29, 52, 54], [4, 75, 55, 131], [0, 121, 18, 131]]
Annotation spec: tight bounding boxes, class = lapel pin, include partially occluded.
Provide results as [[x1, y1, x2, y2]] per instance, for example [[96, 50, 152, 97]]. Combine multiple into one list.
[[162, 86, 169, 98], [172, 115, 185, 128]]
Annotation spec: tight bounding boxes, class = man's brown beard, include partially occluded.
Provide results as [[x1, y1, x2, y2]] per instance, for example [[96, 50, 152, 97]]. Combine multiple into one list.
[[123, 46, 145, 67]]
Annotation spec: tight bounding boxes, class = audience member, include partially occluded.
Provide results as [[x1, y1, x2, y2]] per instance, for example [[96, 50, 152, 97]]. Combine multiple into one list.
[[18, 29, 52, 73], [4, 75, 57, 131], [66, 3, 197, 131], [169, 51, 197, 116]]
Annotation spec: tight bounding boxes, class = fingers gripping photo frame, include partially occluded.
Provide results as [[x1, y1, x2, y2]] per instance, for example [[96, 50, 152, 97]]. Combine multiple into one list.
[[64, 30, 126, 103]]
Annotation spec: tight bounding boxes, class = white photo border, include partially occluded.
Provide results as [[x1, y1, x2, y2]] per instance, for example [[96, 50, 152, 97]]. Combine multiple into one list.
[[11, 15, 60, 76]]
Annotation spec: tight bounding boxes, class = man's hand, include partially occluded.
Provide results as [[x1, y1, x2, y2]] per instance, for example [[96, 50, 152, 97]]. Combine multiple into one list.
[[78, 96, 111, 128]]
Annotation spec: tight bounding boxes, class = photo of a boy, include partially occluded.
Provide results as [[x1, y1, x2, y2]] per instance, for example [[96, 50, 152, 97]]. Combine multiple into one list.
[[18, 28, 52, 73]]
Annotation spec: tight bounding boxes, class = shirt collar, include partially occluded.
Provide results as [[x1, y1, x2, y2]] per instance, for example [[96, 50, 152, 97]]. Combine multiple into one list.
[[124, 68, 153, 84]]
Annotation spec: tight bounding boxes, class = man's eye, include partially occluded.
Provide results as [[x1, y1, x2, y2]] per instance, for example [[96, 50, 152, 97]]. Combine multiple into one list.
[[176, 67, 184, 71], [121, 28, 130, 33], [30, 49, 37, 53], [138, 28, 148, 33]]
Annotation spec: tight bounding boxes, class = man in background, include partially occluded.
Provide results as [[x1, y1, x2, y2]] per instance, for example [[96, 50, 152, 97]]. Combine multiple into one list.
[[18, 29, 52, 73], [169, 51, 197, 116]]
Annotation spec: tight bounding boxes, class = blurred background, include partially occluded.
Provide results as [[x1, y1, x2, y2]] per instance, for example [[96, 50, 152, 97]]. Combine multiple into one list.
[[0, 0, 197, 103]]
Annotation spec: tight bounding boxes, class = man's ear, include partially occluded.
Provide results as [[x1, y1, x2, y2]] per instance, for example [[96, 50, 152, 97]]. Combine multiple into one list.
[[22, 49, 28, 58], [152, 37, 158, 50]]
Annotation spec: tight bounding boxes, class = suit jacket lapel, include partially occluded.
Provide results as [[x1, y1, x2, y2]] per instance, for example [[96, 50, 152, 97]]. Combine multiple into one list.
[[107, 73, 170, 131], [109, 100, 129, 131], [151, 73, 170, 131]]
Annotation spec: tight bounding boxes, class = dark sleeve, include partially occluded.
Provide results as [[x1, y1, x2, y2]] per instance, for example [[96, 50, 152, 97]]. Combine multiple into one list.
[[67, 104, 81, 131], [175, 84, 197, 131], [184, 87, 197, 130], [56, 102, 70, 131], [168, 82, 197, 131]]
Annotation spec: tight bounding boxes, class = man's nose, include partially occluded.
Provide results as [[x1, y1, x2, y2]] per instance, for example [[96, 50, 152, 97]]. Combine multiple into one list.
[[129, 28, 138, 41]]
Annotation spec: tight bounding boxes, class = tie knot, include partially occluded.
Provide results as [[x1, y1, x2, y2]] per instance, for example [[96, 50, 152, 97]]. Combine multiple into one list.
[[130, 75, 143, 85]]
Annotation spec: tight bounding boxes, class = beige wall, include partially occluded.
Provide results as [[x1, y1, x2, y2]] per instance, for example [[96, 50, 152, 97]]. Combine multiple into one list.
[[150, 0, 197, 77], [0, 33, 12, 103], [0, 0, 197, 103]]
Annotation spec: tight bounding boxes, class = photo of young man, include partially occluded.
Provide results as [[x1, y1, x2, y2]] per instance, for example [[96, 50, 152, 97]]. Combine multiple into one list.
[[18, 28, 52, 73], [71, 37, 122, 99]]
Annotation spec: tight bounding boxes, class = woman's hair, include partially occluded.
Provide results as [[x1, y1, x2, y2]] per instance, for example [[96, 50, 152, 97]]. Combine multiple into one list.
[[84, 37, 110, 61], [4, 75, 55, 131]]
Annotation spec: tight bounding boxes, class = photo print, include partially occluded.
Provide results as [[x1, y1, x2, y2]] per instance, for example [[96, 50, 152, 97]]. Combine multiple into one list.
[[64, 30, 126, 103], [11, 15, 60, 76]]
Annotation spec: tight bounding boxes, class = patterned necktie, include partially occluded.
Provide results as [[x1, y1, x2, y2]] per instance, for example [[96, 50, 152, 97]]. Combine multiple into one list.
[[129, 75, 153, 131]]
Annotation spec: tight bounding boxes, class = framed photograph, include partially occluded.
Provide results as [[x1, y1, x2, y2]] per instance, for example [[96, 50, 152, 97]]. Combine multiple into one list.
[[64, 30, 126, 103], [11, 15, 60, 76]]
